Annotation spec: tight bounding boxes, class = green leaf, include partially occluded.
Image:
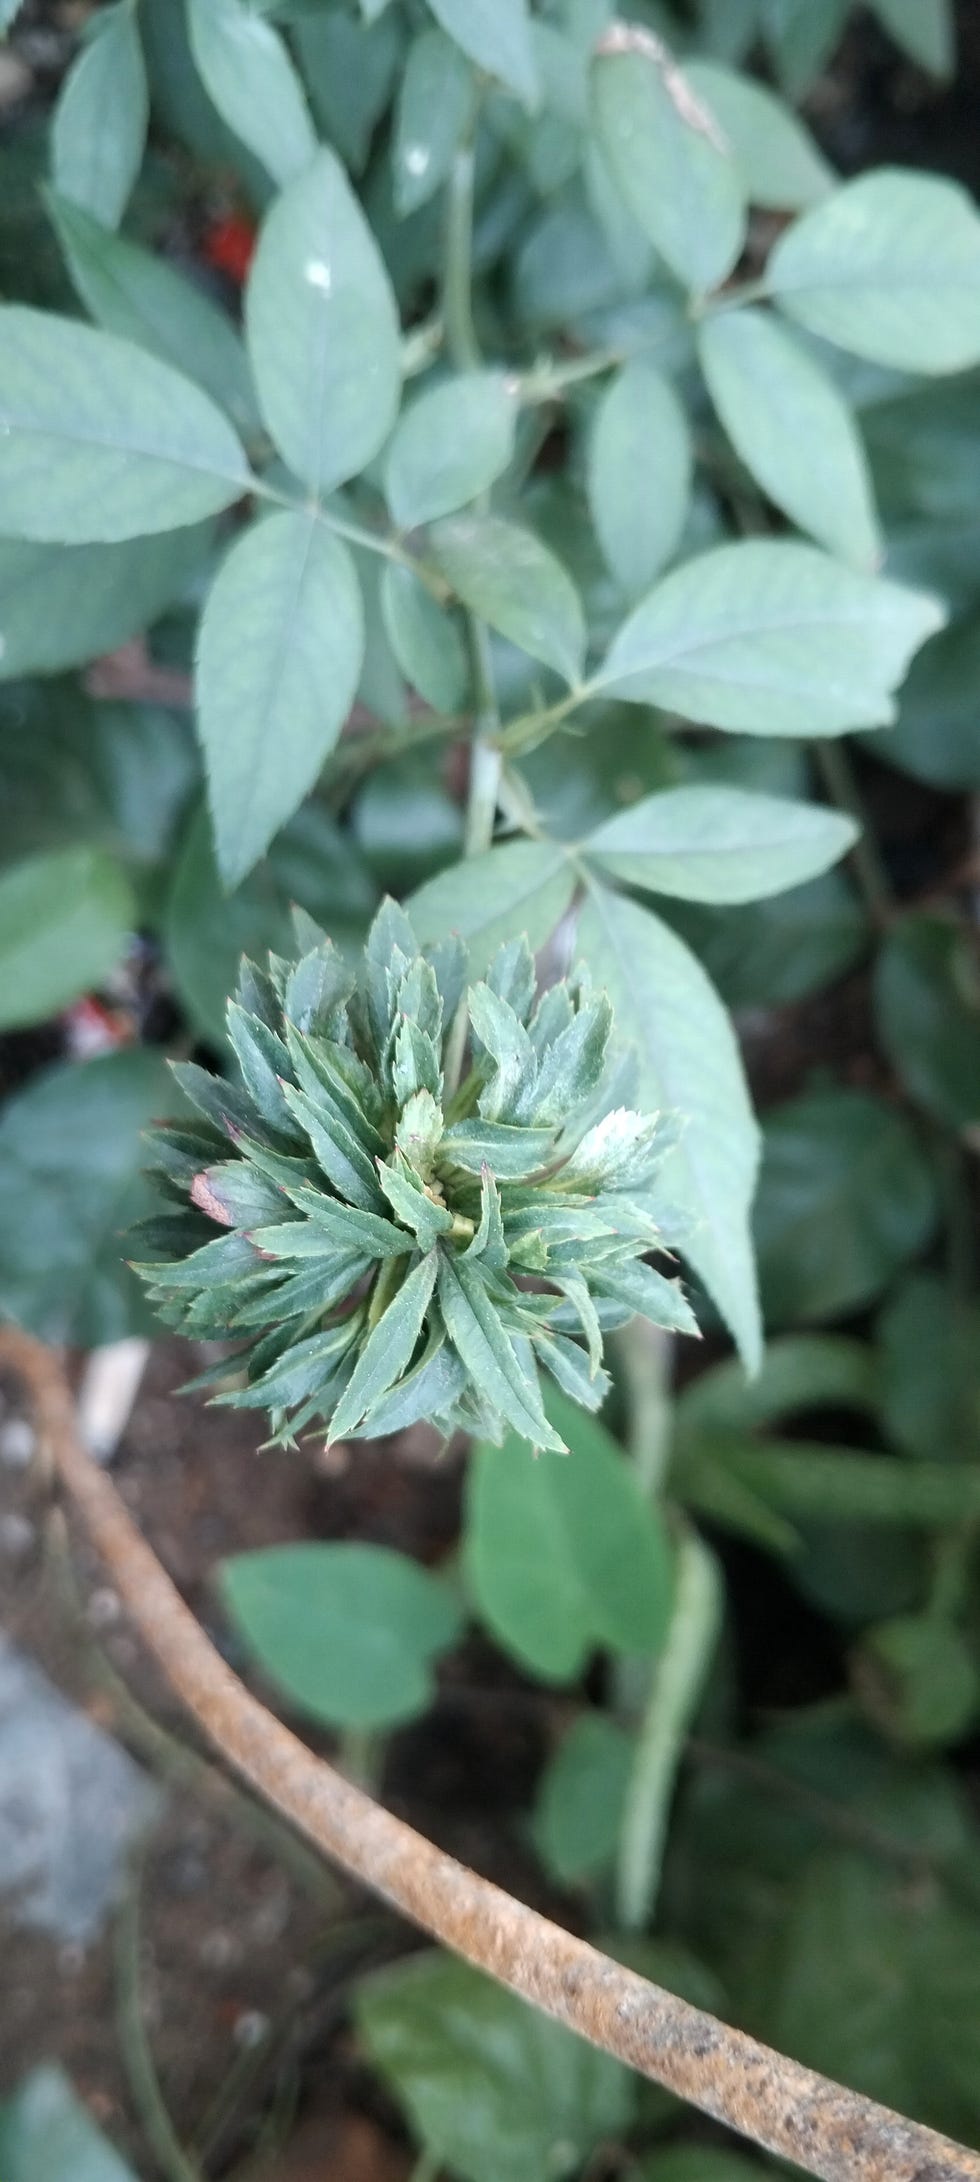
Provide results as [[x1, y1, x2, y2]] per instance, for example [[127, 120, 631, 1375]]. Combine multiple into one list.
[[0, 526, 211, 678], [295, 7, 403, 176], [584, 785, 857, 904], [699, 308, 881, 569], [380, 564, 469, 713], [675, 1332, 877, 1445], [881, 619, 980, 790], [639, 2153, 763, 2182], [393, 26, 475, 215], [384, 372, 517, 528], [577, 884, 761, 1369], [587, 362, 692, 596], [754, 1087, 939, 1326], [687, 1437, 980, 1529], [761, 0, 849, 99], [50, 1, 147, 229], [220, 1542, 461, 1730], [855, 1614, 979, 1752], [0, 2066, 137, 2182], [423, 0, 539, 110], [46, 191, 258, 438], [197, 511, 364, 887], [358, 1952, 633, 2182], [431, 515, 585, 683], [409, 839, 577, 977], [665, 870, 866, 1010], [438, 1255, 563, 1452], [877, 1272, 980, 1464], [684, 60, 833, 211], [329, 1253, 438, 1440], [465, 1387, 672, 1679], [0, 1048, 171, 1345], [245, 148, 402, 494], [745, 1849, 980, 2136], [868, 0, 954, 76], [591, 33, 745, 295], [165, 801, 376, 1044], [875, 913, 980, 1130], [186, 0, 316, 187], [530, 1713, 632, 1886], [597, 540, 944, 735], [0, 846, 134, 1029], [769, 170, 980, 375], [0, 308, 249, 543]]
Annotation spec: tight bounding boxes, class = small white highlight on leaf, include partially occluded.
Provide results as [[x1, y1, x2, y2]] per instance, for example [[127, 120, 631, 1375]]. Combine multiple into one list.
[[404, 144, 430, 177], [305, 258, 333, 293]]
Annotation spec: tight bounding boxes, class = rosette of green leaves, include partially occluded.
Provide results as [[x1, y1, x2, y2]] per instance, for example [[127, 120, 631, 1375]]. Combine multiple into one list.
[[135, 901, 695, 1451]]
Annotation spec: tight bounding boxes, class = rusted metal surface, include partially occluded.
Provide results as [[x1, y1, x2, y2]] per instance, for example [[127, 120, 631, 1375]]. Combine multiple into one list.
[[7, 1325, 979, 2182]]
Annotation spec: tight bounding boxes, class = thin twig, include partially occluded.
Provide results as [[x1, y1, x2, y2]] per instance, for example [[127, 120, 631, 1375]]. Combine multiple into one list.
[[8, 1329, 980, 2182], [115, 1847, 205, 2182]]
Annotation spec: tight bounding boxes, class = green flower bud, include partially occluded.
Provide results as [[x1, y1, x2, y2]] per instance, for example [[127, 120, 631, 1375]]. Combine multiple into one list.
[[136, 900, 696, 1450]]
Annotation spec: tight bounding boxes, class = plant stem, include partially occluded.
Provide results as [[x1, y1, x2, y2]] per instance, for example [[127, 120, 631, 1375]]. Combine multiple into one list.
[[443, 141, 481, 372], [617, 1321, 672, 1497], [116, 1851, 205, 2182], [250, 476, 450, 601], [615, 1525, 722, 1932], [442, 128, 505, 1091], [811, 738, 894, 930]]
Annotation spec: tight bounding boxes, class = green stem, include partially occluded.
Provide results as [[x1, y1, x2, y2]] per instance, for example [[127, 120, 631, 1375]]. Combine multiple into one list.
[[616, 1321, 672, 1497], [251, 476, 450, 601], [811, 737, 895, 930], [116, 1853, 205, 2182], [614, 1526, 722, 1932], [443, 141, 481, 372], [696, 276, 771, 319], [442, 128, 505, 1092]]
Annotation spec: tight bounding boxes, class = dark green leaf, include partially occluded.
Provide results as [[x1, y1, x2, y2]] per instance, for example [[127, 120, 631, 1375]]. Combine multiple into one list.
[[877, 1272, 980, 1464], [0, 1049, 172, 1344], [423, 0, 539, 109], [880, 618, 980, 789], [875, 913, 980, 1130], [868, 0, 954, 76], [663, 869, 867, 1010], [47, 191, 257, 438], [50, 1, 147, 229], [358, 1952, 633, 2182], [0, 846, 134, 1028], [0, 308, 249, 543], [245, 148, 402, 494], [531, 1713, 633, 1886], [393, 26, 475, 214], [380, 564, 469, 713], [186, 0, 316, 186], [220, 1542, 461, 1730], [295, 7, 403, 175], [197, 511, 364, 886], [0, 527, 212, 678], [465, 1387, 672, 1679], [431, 514, 585, 684], [754, 1088, 938, 1326]]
